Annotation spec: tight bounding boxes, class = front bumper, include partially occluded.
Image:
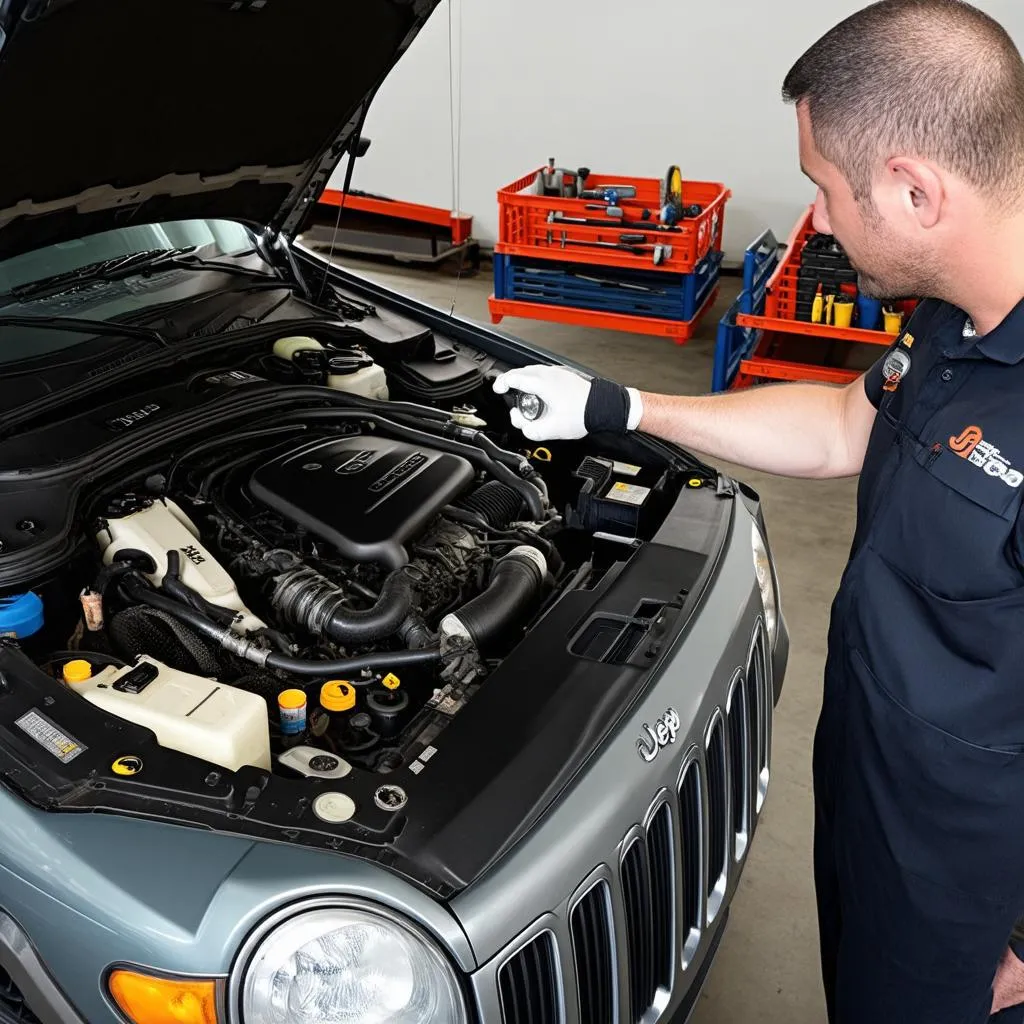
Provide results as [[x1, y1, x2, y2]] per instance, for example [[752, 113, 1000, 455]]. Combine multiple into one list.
[[455, 497, 783, 1023]]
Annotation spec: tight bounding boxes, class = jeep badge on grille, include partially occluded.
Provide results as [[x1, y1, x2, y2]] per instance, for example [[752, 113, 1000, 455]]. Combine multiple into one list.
[[637, 708, 682, 762]]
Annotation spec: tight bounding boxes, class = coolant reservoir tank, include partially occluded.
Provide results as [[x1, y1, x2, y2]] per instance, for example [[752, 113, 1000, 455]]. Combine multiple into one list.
[[95, 497, 265, 634], [71, 655, 271, 773], [327, 361, 388, 400]]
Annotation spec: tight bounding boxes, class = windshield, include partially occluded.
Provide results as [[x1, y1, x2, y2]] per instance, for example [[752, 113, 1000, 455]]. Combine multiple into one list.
[[0, 219, 255, 295], [0, 218, 265, 365]]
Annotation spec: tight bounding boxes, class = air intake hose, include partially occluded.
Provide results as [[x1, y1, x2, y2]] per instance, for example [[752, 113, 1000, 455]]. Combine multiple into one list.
[[456, 480, 526, 530], [120, 572, 442, 676], [440, 545, 547, 652], [271, 565, 413, 644]]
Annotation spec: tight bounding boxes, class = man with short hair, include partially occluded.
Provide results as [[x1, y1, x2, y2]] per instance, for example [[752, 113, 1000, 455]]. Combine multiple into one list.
[[493, 2, 1024, 1020]]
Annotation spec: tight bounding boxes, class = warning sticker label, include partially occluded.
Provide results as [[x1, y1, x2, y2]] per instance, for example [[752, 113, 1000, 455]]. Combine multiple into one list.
[[605, 481, 651, 506], [205, 370, 263, 387], [15, 710, 86, 764]]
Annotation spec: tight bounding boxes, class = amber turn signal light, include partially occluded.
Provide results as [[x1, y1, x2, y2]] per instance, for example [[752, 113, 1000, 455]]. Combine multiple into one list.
[[108, 969, 219, 1024]]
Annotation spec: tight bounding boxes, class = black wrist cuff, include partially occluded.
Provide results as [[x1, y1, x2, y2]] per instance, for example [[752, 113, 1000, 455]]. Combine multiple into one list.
[[584, 377, 630, 434]]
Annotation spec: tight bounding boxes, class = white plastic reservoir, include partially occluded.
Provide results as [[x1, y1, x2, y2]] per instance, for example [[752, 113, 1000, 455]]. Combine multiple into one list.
[[71, 655, 271, 772], [95, 497, 265, 635]]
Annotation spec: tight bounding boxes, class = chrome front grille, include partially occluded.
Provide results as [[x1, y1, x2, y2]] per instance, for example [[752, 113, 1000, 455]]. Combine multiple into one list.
[[748, 627, 771, 813], [727, 672, 751, 863], [497, 931, 561, 1024], [494, 621, 772, 1024], [569, 881, 616, 1024], [704, 713, 728, 926], [619, 801, 675, 1022], [677, 760, 702, 968]]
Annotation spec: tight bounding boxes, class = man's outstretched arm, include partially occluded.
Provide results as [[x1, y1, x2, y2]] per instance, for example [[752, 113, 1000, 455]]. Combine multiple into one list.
[[493, 366, 877, 481]]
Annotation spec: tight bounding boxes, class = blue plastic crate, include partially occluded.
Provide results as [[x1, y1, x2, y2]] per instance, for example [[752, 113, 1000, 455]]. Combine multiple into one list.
[[712, 230, 780, 392], [493, 248, 723, 323]]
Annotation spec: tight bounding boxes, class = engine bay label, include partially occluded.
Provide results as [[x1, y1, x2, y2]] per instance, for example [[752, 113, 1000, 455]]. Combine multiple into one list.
[[15, 709, 86, 764], [205, 370, 263, 387], [605, 481, 651, 506]]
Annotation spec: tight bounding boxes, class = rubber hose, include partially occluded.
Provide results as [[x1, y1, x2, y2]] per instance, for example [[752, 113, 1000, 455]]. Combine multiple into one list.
[[264, 646, 441, 679], [163, 550, 237, 627], [271, 565, 413, 643], [473, 430, 549, 498], [442, 547, 545, 651], [121, 576, 235, 647], [456, 480, 525, 530], [122, 575, 443, 677]]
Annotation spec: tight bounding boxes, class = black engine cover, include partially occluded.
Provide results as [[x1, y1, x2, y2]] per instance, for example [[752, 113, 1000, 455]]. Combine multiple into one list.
[[249, 435, 475, 568]]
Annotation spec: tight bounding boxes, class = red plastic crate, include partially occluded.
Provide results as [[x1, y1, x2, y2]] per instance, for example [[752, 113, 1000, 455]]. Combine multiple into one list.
[[737, 205, 915, 346], [729, 330, 871, 389], [496, 167, 730, 276]]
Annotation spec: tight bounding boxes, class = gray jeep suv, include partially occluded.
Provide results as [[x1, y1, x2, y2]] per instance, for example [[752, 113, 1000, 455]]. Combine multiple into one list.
[[0, 1, 788, 1023]]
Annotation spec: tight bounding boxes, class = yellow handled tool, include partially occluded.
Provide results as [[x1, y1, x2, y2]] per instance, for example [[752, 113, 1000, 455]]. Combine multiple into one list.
[[811, 283, 824, 324]]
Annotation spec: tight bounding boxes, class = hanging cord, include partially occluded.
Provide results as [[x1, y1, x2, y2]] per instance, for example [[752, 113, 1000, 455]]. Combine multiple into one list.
[[447, 0, 466, 315], [316, 102, 372, 305]]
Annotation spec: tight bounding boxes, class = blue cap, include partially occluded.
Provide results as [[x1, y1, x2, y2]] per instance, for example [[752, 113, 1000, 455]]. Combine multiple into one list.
[[0, 592, 44, 639]]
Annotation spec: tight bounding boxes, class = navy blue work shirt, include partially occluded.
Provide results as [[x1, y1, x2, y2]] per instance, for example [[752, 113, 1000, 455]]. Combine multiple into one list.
[[825, 295, 1024, 907], [844, 297, 1024, 747]]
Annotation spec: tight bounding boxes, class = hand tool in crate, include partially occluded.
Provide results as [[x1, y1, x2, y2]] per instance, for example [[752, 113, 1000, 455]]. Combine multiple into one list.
[[552, 226, 674, 266], [533, 159, 592, 198], [549, 211, 678, 233], [660, 165, 704, 225]]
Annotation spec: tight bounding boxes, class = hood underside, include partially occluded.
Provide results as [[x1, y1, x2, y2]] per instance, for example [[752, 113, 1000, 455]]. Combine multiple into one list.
[[0, 0, 439, 261]]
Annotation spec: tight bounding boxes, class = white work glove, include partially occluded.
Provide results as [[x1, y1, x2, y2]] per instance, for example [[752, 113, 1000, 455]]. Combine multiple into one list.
[[492, 365, 643, 441]]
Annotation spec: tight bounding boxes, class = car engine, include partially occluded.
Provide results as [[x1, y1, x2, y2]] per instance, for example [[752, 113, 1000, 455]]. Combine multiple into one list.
[[68, 412, 567, 781], [0, 315, 692, 808]]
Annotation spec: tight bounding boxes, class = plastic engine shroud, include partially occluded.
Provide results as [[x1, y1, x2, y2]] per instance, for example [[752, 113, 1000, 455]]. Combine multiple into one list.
[[248, 435, 476, 568]]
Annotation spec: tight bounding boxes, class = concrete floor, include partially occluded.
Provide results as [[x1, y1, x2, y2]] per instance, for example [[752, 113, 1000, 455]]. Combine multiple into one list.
[[335, 251, 860, 1023]]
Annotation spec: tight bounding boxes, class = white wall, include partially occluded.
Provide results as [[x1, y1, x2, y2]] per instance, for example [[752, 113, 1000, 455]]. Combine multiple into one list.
[[337, 0, 1024, 262]]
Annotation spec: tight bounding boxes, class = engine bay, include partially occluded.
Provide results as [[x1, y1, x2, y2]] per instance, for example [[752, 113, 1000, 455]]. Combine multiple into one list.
[[0, 304, 723, 880]]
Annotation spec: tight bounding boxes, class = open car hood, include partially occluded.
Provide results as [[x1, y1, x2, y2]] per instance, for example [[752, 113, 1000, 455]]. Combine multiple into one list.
[[0, 0, 440, 261]]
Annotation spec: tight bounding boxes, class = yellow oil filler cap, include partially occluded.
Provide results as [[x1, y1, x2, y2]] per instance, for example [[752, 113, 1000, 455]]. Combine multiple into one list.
[[320, 681, 356, 712], [63, 659, 93, 684]]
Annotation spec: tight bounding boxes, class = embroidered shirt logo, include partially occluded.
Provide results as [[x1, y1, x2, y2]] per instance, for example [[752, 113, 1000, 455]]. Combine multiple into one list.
[[949, 425, 1024, 488]]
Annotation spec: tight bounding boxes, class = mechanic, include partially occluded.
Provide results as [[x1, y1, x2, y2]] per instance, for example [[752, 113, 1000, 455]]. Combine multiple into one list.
[[494, 2, 1024, 1022]]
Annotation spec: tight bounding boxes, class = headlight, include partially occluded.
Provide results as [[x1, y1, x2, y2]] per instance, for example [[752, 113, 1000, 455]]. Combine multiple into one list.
[[240, 904, 467, 1024], [751, 521, 779, 648]]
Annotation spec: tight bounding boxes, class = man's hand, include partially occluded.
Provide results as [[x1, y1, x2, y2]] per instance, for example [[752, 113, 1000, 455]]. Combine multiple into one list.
[[492, 365, 642, 441], [992, 946, 1024, 1015]]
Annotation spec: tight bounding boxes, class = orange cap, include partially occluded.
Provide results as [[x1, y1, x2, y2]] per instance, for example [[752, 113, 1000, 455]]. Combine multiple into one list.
[[277, 688, 307, 710], [320, 681, 356, 712], [63, 659, 93, 684]]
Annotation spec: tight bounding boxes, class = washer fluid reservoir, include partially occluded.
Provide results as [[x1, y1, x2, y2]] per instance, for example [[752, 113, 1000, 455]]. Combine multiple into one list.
[[69, 655, 271, 772]]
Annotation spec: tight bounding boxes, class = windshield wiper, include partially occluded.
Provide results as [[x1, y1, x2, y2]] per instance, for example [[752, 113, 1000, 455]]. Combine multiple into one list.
[[1, 247, 284, 307], [139, 247, 282, 283], [3, 249, 193, 303], [0, 315, 168, 347]]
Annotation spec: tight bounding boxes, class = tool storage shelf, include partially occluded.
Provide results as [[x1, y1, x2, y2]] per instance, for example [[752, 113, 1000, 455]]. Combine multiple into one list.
[[735, 205, 914, 345], [714, 226, 882, 390], [489, 250, 722, 342], [714, 205, 921, 390], [495, 167, 730, 277]]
